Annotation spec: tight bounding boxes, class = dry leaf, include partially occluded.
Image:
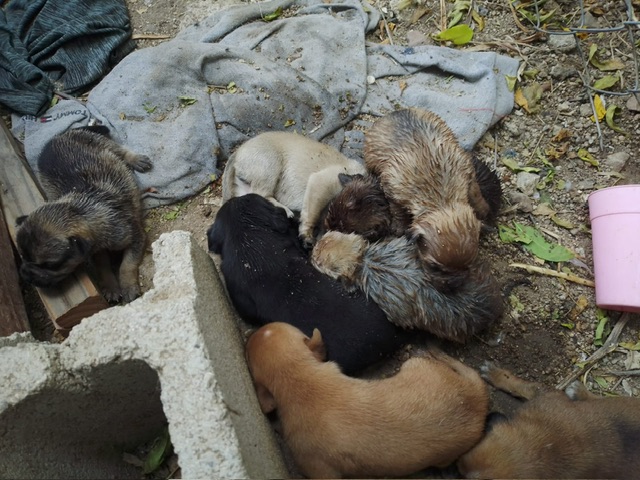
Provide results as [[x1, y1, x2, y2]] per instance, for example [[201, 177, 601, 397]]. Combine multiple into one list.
[[552, 128, 572, 142], [590, 94, 606, 121], [515, 88, 530, 113]]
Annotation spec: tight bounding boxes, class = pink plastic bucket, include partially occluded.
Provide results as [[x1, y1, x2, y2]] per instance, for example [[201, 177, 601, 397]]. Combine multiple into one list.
[[588, 185, 640, 312]]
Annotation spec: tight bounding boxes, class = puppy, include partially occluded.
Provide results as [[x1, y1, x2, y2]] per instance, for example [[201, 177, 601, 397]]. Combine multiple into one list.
[[457, 363, 640, 479], [207, 193, 409, 374], [221, 131, 365, 245], [311, 231, 503, 342], [317, 173, 410, 241], [16, 126, 151, 303], [321, 156, 502, 242], [246, 322, 489, 479], [364, 108, 491, 274]]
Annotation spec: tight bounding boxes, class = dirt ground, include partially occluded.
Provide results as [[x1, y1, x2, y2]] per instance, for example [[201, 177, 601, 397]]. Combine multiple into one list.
[[15, 0, 640, 476], [126, 0, 640, 397]]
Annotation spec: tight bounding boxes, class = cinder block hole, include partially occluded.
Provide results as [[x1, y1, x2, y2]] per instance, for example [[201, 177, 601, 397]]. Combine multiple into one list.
[[0, 359, 169, 479]]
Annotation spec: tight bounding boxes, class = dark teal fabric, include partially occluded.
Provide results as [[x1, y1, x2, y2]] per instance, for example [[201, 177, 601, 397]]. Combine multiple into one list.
[[0, 0, 133, 115]]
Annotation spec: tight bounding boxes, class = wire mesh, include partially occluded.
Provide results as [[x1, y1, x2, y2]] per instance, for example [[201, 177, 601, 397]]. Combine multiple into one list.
[[524, 0, 639, 148]]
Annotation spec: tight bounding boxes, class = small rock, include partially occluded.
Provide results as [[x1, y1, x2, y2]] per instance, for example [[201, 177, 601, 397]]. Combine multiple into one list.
[[547, 34, 577, 53], [516, 171, 540, 196], [406, 30, 429, 47], [555, 102, 572, 113], [576, 179, 595, 190], [579, 103, 593, 116], [550, 65, 578, 80], [503, 121, 521, 137], [627, 95, 640, 112], [604, 151, 630, 172], [506, 191, 533, 213]]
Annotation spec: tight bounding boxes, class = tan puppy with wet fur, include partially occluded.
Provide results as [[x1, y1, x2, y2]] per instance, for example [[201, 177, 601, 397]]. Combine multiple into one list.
[[222, 131, 365, 245], [246, 322, 489, 479], [364, 109, 491, 276], [457, 363, 640, 479]]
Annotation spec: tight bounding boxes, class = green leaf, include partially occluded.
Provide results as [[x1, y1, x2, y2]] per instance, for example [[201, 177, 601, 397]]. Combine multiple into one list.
[[593, 75, 619, 90], [262, 6, 283, 21], [593, 376, 609, 389], [550, 214, 575, 229], [498, 224, 530, 244], [433, 24, 474, 46], [594, 309, 609, 346], [143, 427, 171, 474], [505, 75, 517, 92], [561, 322, 575, 330], [143, 103, 157, 114], [510, 222, 575, 262], [577, 148, 599, 167], [605, 105, 626, 134], [619, 340, 640, 351], [227, 81, 238, 94], [284, 119, 296, 127], [178, 96, 197, 106], [501, 156, 541, 173]]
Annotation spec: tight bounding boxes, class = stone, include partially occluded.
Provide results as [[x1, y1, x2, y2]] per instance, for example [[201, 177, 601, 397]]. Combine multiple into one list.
[[516, 171, 541, 196], [547, 34, 577, 53], [604, 152, 630, 172]]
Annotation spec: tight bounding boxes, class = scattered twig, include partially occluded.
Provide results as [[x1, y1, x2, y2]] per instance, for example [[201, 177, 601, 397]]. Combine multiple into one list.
[[376, 0, 394, 45], [504, 0, 533, 34], [132, 34, 172, 40], [556, 313, 631, 390], [593, 369, 640, 377], [439, 0, 447, 32], [509, 263, 595, 287]]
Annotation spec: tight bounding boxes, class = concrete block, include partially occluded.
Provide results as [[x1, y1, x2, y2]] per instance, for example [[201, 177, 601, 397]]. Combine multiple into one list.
[[0, 230, 289, 479]]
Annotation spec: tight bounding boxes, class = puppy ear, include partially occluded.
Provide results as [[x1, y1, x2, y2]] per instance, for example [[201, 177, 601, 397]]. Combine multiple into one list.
[[15, 215, 28, 226], [304, 328, 327, 362], [255, 383, 277, 413], [69, 236, 91, 256], [338, 173, 355, 186], [207, 221, 224, 254]]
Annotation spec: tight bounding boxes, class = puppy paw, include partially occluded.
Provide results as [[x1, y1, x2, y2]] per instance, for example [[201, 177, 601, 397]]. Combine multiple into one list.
[[564, 380, 591, 401], [479, 361, 495, 378], [120, 284, 142, 303], [283, 206, 295, 218], [102, 286, 123, 304], [131, 155, 153, 173], [299, 226, 315, 249]]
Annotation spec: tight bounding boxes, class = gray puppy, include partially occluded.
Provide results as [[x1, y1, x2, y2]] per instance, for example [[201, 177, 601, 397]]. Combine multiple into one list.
[[311, 231, 503, 342], [222, 131, 365, 245], [16, 126, 151, 303]]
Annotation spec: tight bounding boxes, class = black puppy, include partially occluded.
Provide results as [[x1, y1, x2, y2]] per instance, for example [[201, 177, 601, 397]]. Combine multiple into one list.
[[207, 194, 410, 375]]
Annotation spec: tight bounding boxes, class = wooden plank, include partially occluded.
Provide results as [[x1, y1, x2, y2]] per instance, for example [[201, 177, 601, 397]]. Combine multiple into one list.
[[0, 119, 108, 333], [0, 203, 30, 336]]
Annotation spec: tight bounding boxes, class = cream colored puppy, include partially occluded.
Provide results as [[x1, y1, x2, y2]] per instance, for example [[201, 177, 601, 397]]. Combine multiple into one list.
[[246, 322, 489, 479], [222, 132, 365, 244]]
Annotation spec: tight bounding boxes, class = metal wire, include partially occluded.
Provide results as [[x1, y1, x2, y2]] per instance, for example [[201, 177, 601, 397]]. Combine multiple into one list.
[[525, 0, 639, 148]]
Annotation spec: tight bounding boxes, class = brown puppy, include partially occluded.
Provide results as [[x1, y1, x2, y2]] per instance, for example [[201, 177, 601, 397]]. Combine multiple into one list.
[[311, 231, 502, 342], [317, 173, 410, 241], [222, 131, 365, 246], [16, 126, 151, 303], [457, 363, 640, 479], [320, 156, 502, 242], [364, 108, 490, 274], [246, 322, 489, 479]]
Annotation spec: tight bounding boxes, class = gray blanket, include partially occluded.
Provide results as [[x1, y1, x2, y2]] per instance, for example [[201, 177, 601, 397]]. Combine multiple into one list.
[[12, 0, 519, 208]]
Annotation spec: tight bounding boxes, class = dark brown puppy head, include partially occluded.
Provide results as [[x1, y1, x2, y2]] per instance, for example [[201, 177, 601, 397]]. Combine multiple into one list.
[[411, 203, 481, 274], [246, 322, 326, 413], [16, 203, 93, 287], [321, 173, 393, 241]]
